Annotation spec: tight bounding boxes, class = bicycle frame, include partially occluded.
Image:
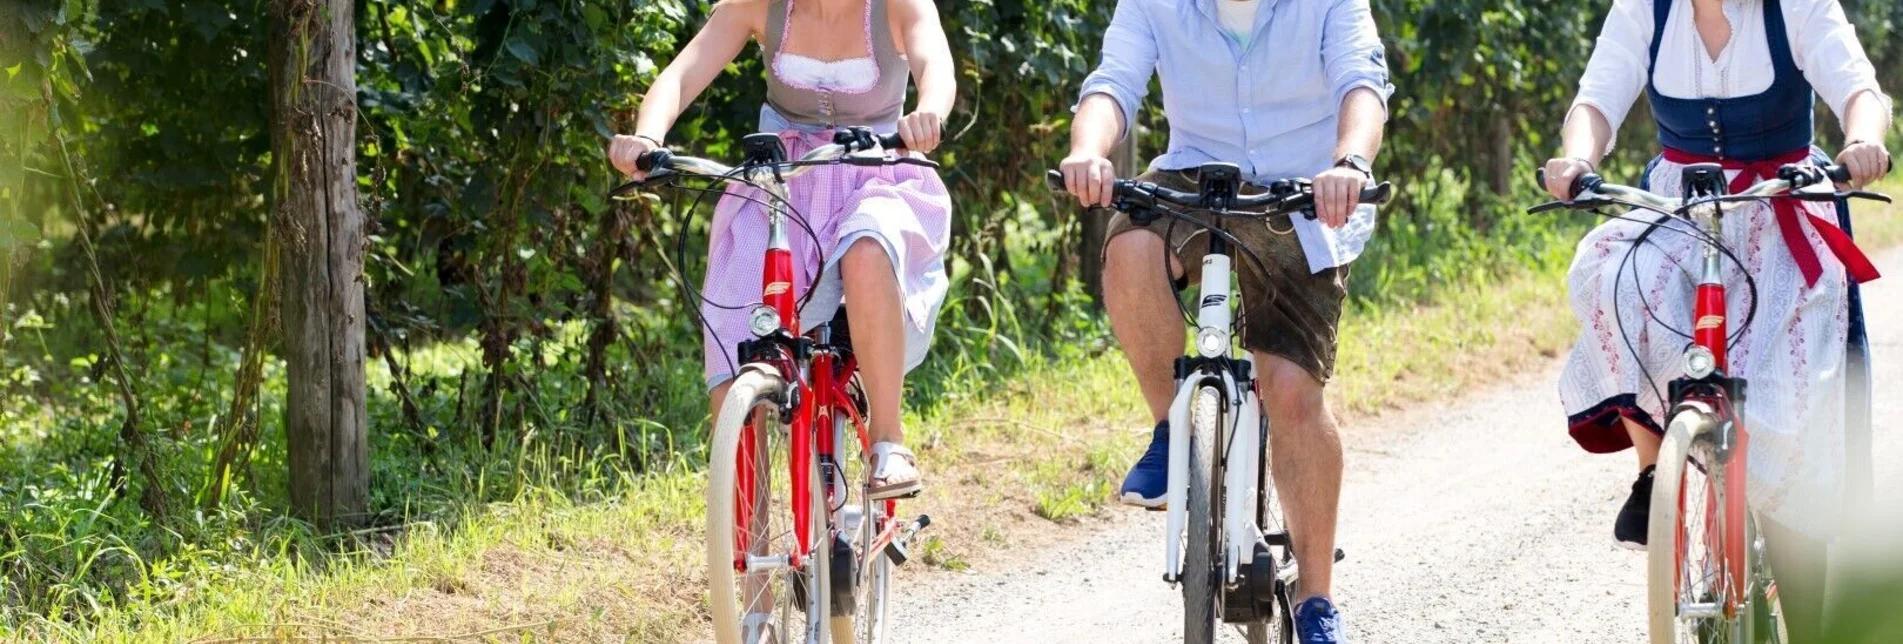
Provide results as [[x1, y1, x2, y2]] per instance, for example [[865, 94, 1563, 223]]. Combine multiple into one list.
[[1670, 192, 1754, 621], [725, 162, 905, 611]]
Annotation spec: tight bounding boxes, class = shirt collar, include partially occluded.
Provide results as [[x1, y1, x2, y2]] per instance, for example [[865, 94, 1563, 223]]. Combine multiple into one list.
[[1197, 0, 1282, 41]]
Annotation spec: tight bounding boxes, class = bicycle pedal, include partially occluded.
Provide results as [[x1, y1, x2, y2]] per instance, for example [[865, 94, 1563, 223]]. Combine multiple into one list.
[[883, 514, 932, 566]]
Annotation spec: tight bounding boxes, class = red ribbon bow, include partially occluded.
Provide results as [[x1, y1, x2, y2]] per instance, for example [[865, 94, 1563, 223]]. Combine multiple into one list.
[[1662, 148, 1881, 288]]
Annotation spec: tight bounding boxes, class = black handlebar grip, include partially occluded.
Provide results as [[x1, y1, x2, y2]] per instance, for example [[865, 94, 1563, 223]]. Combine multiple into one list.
[[1359, 182, 1394, 206], [876, 132, 906, 151], [1045, 169, 1068, 192], [1534, 167, 1599, 199], [1571, 172, 1601, 199], [1822, 159, 1895, 184], [635, 149, 672, 173]]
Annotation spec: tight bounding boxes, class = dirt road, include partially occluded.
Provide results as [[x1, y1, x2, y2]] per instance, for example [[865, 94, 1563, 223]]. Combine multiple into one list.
[[891, 248, 1903, 644]]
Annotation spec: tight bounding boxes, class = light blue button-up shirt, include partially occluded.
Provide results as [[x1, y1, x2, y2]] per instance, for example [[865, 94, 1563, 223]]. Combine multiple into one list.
[[1079, 0, 1394, 272]]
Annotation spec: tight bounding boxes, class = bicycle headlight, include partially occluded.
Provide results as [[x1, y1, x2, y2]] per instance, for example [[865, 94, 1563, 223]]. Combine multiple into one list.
[[749, 305, 781, 338], [1684, 345, 1717, 379], [1195, 326, 1227, 358]]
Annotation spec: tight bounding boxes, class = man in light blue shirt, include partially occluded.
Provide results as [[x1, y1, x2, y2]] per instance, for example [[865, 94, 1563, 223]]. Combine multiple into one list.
[[1057, 0, 1391, 640]]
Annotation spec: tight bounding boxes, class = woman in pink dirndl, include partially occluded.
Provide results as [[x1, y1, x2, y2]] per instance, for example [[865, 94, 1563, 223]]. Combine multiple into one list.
[[609, 0, 955, 499]]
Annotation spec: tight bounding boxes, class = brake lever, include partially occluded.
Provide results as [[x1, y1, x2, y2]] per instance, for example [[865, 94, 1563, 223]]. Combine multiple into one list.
[[608, 170, 677, 197], [1527, 201, 1570, 214], [1843, 190, 1894, 204]]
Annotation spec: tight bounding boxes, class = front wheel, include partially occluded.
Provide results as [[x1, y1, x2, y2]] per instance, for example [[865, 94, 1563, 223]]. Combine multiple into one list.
[[1184, 386, 1224, 644], [1648, 403, 1748, 644], [707, 370, 826, 644]]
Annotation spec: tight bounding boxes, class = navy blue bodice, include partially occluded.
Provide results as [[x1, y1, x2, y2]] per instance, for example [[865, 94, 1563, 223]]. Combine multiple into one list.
[[1647, 0, 1814, 161]]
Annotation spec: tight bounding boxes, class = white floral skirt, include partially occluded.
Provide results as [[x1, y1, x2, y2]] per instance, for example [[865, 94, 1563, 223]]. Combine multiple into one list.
[[1558, 153, 1857, 538]]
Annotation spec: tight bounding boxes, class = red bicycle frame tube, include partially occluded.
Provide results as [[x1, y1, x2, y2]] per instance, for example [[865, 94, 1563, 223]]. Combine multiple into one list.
[[1693, 284, 1729, 371], [728, 188, 898, 573]]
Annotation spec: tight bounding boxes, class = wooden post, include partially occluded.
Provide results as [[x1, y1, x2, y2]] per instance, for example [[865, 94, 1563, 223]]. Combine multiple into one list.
[[1082, 131, 1139, 305], [269, 0, 369, 527]]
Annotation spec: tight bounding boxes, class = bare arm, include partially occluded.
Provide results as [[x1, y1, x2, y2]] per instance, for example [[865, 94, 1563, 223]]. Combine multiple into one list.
[[1069, 94, 1126, 160], [611, 3, 757, 177], [1313, 0, 1393, 227], [632, 3, 757, 143], [1333, 87, 1385, 162], [891, 0, 955, 152], [1060, 0, 1157, 207], [1561, 105, 1616, 166], [894, 0, 954, 120], [1836, 89, 1894, 187]]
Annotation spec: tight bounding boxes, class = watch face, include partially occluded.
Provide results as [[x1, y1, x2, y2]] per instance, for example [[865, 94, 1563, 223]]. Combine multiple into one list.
[[1341, 155, 1371, 176]]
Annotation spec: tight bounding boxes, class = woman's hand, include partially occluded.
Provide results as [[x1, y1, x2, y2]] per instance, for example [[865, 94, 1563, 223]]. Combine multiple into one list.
[[609, 134, 658, 180], [1835, 140, 1893, 189], [1543, 157, 1595, 200], [896, 111, 943, 154], [1058, 153, 1116, 208]]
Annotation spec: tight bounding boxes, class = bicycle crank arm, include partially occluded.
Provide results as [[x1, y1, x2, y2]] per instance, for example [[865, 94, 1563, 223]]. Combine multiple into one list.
[[882, 514, 933, 566]]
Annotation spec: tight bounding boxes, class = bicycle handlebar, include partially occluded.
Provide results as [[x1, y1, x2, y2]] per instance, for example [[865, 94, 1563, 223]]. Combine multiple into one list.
[[1043, 168, 1393, 219], [1530, 162, 1892, 217], [612, 129, 923, 197]]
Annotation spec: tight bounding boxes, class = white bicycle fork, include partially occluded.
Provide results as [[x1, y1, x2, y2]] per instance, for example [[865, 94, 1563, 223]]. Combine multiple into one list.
[[1162, 253, 1265, 586]]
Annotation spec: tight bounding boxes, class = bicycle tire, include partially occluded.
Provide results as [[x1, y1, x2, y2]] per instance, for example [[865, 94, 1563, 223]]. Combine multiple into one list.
[[707, 370, 827, 644], [1648, 403, 1745, 644], [1184, 386, 1224, 644]]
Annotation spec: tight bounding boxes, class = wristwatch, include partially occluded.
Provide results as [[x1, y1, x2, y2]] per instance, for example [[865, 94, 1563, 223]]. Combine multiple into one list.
[[1336, 154, 1374, 180]]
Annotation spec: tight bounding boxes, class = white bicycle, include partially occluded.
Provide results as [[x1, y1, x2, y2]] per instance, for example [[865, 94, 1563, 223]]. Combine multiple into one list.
[[1049, 163, 1391, 643]]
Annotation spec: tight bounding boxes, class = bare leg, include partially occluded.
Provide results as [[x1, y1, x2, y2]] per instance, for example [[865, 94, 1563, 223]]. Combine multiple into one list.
[[1625, 417, 1662, 470], [838, 238, 906, 446], [1256, 352, 1343, 601], [1102, 230, 1187, 422]]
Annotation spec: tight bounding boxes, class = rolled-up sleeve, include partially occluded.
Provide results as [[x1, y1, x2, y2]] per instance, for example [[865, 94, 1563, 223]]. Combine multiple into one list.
[[1076, 0, 1158, 139], [1788, 0, 1894, 123], [1569, 0, 1650, 139], [1321, 0, 1394, 116]]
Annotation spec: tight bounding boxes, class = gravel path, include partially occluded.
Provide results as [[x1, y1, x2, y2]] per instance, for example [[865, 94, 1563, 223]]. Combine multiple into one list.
[[888, 248, 1903, 644]]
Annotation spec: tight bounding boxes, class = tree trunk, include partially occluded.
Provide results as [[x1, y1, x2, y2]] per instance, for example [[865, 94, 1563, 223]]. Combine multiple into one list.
[[1082, 132, 1139, 306], [269, 0, 368, 528]]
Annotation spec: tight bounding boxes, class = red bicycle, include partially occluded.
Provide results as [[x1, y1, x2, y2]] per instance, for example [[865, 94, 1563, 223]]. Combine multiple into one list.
[[613, 128, 934, 644], [1532, 162, 1889, 644]]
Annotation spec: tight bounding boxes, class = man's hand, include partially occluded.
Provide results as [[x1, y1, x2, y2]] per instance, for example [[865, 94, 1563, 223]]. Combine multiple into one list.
[[1059, 153, 1117, 208], [1542, 157, 1595, 200], [1836, 140, 1893, 189], [1312, 166, 1370, 229], [609, 134, 658, 180]]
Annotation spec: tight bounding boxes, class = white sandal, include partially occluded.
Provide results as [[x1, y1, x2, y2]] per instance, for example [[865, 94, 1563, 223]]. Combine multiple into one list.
[[868, 442, 923, 500]]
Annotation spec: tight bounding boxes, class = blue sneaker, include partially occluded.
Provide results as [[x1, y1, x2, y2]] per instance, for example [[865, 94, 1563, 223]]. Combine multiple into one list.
[[1294, 596, 1345, 644], [1118, 421, 1169, 509]]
